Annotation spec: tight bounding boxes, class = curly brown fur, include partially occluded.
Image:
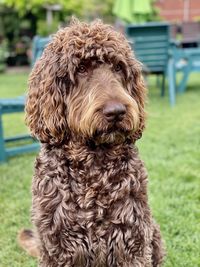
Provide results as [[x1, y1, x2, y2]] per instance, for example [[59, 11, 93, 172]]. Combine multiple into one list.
[[20, 18, 165, 266]]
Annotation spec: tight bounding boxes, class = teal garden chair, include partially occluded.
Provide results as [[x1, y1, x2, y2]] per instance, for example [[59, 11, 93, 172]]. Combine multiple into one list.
[[0, 36, 50, 163], [126, 22, 175, 105]]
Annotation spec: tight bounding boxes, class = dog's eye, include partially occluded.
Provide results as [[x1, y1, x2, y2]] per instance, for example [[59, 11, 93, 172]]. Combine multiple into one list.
[[78, 65, 87, 74], [115, 63, 123, 72]]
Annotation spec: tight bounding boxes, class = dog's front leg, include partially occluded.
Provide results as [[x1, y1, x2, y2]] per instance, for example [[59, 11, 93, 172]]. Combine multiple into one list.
[[151, 223, 165, 267]]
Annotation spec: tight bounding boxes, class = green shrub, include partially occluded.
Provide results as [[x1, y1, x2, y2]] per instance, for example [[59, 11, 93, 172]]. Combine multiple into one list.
[[37, 19, 60, 37]]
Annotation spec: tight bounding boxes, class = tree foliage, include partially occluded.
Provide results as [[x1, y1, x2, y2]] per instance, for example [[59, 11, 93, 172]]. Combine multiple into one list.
[[0, 0, 115, 20]]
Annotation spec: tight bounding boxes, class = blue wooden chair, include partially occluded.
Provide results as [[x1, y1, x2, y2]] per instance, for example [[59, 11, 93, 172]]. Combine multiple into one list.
[[126, 22, 175, 105], [169, 43, 200, 93], [0, 36, 50, 163], [0, 97, 39, 162]]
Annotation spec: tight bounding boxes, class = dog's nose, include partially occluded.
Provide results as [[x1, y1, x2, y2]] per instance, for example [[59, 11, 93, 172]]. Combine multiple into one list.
[[103, 101, 126, 122]]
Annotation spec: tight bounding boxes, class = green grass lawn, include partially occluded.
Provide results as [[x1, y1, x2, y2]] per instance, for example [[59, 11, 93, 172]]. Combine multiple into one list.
[[0, 71, 199, 267]]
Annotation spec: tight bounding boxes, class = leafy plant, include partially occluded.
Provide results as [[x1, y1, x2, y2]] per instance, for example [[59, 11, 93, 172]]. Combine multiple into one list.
[[37, 19, 59, 36]]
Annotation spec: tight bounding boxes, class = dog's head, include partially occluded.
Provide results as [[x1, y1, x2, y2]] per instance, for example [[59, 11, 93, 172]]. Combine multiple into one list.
[[26, 19, 146, 146]]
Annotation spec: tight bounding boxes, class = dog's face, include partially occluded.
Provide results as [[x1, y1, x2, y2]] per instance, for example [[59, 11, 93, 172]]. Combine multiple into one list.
[[67, 59, 140, 145], [26, 19, 146, 145]]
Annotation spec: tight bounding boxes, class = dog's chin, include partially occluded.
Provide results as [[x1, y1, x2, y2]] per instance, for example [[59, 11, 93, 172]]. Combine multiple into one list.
[[93, 128, 132, 146]]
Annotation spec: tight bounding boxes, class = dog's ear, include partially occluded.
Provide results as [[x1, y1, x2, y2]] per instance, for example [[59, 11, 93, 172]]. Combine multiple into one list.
[[25, 47, 69, 144], [129, 61, 147, 142]]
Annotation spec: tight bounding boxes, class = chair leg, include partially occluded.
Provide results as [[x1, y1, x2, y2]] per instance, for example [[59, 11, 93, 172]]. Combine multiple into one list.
[[167, 58, 176, 106], [177, 67, 190, 93], [0, 114, 7, 163]]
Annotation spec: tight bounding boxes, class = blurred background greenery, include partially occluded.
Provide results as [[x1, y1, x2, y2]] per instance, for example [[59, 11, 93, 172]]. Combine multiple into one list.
[[0, 0, 159, 69]]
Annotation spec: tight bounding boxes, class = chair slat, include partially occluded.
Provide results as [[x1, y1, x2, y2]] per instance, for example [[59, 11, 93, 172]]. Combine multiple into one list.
[[126, 23, 170, 73]]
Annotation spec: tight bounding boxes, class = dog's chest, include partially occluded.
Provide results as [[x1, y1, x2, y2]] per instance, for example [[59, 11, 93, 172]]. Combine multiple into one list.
[[66, 156, 140, 230], [64, 160, 147, 265], [34, 146, 152, 266], [35, 145, 147, 232]]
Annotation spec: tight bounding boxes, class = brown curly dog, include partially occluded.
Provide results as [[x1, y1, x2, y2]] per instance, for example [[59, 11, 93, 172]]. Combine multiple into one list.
[[19, 19, 165, 267]]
